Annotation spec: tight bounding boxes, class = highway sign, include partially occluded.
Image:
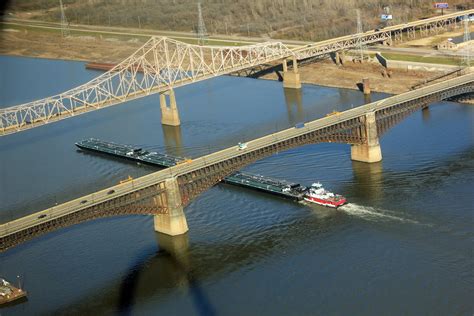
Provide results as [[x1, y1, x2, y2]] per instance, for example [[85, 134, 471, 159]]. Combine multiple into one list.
[[434, 3, 449, 9]]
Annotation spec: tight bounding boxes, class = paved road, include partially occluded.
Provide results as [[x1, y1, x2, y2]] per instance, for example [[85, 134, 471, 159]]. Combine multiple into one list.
[[368, 45, 470, 58]]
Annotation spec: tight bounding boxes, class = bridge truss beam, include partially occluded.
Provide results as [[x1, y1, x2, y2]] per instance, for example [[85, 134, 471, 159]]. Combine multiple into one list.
[[0, 37, 292, 136], [294, 10, 473, 60]]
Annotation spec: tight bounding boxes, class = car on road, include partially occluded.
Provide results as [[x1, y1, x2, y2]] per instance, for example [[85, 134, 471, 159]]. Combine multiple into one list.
[[237, 142, 248, 150]]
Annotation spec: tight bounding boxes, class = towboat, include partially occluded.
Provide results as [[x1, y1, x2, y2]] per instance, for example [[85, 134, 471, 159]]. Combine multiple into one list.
[[0, 278, 27, 306], [304, 182, 347, 208]]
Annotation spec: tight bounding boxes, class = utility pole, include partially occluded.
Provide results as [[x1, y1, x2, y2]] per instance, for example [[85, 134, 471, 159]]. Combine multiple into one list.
[[197, 2, 208, 45], [59, 0, 70, 37], [356, 9, 366, 62], [462, 15, 471, 67]]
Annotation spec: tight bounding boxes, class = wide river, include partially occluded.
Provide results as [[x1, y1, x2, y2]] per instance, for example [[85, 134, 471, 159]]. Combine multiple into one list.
[[0, 56, 473, 315]]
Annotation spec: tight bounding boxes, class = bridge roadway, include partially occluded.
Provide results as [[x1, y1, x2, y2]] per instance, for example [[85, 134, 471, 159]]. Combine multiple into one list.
[[1, 71, 473, 243], [292, 9, 474, 59], [1, 10, 472, 136]]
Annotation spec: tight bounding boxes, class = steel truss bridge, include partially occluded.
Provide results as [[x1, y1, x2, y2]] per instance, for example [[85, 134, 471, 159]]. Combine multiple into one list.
[[0, 10, 472, 136], [293, 9, 474, 60], [1, 72, 472, 252]]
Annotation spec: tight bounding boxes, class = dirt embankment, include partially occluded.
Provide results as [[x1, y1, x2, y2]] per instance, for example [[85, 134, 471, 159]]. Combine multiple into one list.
[[0, 29, 142, 63], [262, 60, 446, 94]]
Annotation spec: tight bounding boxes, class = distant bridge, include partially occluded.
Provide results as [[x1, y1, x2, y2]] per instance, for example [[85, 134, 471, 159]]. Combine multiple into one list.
[[1, 72, 472, 252], [292, 9, 474, 60], [1, 9, 472, 135]]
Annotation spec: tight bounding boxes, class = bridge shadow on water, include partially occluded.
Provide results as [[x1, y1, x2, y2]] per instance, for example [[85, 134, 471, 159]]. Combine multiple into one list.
[[50, 208, 345, 315], [116, 234, 216, 316]]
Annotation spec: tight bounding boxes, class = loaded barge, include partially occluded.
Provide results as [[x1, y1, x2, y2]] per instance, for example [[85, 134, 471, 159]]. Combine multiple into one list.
[[76, 138, 185, 167], [223, 172, 307, 200], [75, 138, 307, 201]]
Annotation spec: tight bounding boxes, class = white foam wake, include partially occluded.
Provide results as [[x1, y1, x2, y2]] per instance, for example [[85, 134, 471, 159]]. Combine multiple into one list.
[[338, 203, 421, 224]]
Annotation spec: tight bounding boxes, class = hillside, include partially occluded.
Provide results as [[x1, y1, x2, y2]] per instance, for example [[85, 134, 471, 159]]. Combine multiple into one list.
[[4, 0, 473, 41]]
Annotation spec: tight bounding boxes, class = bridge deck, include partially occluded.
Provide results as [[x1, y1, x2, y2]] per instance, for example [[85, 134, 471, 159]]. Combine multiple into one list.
[[1, 71, 472, 239]]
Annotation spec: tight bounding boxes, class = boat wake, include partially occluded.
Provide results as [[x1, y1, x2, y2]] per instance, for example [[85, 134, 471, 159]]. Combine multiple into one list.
[[338, 203, 421, 225]]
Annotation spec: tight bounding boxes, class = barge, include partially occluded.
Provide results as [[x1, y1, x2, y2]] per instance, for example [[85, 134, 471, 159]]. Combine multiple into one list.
[[75, 138, 307, 201], [223, 172, 307, 201], [76, 138, 184, 168]]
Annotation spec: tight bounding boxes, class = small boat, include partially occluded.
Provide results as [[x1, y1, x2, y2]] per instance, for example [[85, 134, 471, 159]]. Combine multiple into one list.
[[0, 278, 27, 306], [304, 182, 347, 208]]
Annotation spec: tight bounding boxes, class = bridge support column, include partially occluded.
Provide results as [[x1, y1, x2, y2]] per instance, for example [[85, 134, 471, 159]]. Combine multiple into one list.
[[351, 112, 382, 163], [362, 78, 371, 95], [383, 37, 393, 46], [333, 52, 340, 65], [339, 51, 346, 65], [282, 57, 301, 89], [154, 177, 188, 236], [160, 89, 181, 126]]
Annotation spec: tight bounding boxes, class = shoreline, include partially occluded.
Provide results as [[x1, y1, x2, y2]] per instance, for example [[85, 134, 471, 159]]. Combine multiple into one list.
[[0, 29, 461, 96], [0, 51, 394, 97], [1, 50, 439, 96]]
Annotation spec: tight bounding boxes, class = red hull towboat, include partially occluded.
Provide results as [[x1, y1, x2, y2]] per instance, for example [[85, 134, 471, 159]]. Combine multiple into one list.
[[303, 182, 347, 208]]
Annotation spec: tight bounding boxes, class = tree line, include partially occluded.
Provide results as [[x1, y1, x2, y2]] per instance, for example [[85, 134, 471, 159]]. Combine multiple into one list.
[[6, 0, 473, 41]]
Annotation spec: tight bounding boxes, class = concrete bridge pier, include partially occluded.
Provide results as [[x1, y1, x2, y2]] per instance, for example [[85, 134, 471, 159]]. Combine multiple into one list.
[[154, 177, 188, 236], [282, 57, 301, 89], [160, 89, 181, 126], [351, 112, 382, 163]]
